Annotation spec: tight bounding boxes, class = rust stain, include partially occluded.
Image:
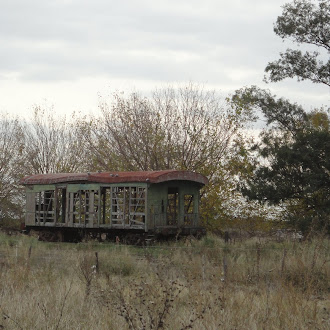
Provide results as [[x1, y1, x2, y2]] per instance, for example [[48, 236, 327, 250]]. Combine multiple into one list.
[[20, 170, 208, 186]]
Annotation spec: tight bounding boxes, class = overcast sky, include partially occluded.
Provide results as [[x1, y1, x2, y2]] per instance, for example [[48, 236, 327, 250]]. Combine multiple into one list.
[[0, 0, 329, 118]]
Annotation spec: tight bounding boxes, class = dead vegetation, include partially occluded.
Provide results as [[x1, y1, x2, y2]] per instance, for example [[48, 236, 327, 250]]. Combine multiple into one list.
[[0, 233, 329, 329]]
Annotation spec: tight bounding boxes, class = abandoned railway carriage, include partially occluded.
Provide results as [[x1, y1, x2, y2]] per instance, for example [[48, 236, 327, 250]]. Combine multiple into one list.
[[20, 170, 208, 242]]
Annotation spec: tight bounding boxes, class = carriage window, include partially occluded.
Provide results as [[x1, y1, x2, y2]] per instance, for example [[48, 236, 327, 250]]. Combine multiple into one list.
[[110, 186, 146, 227], [111, 187, 128, 225], [68, 190, 99, 224], [56, 188, 66, 223], [35, 190, 55, 223], [129, 186, 146, 226], [100, 187, 111, 224]]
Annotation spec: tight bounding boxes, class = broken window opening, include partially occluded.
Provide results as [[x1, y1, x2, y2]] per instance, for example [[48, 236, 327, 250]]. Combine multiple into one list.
[[111, 187, 127, 225], [56, 188, 66, 223], [101, 188, 111, 224], [108, 186, 146, 227], [35, 190, 55, 223], [129, 187, 146, 226], [69, 190, 99, 225]]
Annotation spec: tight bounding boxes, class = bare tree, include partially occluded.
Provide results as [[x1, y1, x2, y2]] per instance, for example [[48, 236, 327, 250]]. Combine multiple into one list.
[[21, 106, 88, 174], [77, 84, 257, 229], [82, 84, 253, 179], [0, 113, 25, 223]]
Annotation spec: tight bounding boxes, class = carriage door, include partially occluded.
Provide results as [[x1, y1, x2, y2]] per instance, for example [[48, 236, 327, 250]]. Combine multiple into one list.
[[167, 187, 179, 226]]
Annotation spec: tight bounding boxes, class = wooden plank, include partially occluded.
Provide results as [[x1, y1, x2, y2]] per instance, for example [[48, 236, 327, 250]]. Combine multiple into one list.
[[30, 185, 56, 192], [89, 191, 94, 227], [26, 192, 36, 226]]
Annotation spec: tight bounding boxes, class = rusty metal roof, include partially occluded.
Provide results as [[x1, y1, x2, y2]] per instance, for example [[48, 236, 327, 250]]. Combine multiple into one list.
[[20, 170, 208, 186]]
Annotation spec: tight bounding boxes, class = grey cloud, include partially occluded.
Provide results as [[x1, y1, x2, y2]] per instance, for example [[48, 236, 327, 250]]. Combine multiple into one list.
[[0, 0, 324, 108]]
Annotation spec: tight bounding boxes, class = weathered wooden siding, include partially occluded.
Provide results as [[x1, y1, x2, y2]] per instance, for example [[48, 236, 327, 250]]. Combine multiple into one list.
[[147, 180, 201, 229], [24, 180, 201, 232]]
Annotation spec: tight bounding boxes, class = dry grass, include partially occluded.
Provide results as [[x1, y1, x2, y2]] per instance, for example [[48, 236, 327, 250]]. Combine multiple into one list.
[[0, 233, 329, 329]]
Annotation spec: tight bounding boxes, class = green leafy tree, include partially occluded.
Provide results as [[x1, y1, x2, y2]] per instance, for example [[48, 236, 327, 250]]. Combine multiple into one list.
[[264, 0, 330, 86], [233, 87, 330, 233], [232, 0, 330, 234]]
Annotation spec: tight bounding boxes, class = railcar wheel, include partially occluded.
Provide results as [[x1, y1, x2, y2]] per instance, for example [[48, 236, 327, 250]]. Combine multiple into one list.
[[122, 233, 143, 245], [38, 230, 58, 242]]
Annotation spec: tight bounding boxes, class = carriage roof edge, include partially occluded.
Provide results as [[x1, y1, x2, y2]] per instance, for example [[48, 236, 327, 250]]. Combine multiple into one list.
[[20, 170, 208, 186]]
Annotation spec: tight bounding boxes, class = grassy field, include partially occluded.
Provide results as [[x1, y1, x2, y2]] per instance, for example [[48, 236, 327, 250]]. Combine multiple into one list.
[[0, 233, 329, 329]]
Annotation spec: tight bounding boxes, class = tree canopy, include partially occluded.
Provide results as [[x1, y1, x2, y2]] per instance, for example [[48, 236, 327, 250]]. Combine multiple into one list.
[[77, 84, 264, 232], [233, 87, 330, 233], [265, 0, 330, 86], [233, 0, 330, 233]]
